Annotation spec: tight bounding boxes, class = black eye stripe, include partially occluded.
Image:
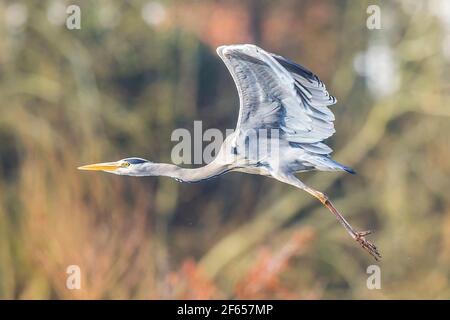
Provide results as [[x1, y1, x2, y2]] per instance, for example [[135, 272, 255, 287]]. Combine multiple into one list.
[[124, 158, 147, 164]]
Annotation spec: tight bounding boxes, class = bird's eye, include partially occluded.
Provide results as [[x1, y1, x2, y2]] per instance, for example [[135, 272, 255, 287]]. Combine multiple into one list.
[[121, 162, 130, 168]]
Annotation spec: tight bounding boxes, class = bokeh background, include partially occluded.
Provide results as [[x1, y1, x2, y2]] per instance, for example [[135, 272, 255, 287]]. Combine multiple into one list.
[[0, 0, 449, 299]]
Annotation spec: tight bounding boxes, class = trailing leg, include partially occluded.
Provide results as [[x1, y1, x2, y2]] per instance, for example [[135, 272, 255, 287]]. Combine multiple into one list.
[[276, 174, 381, 260]]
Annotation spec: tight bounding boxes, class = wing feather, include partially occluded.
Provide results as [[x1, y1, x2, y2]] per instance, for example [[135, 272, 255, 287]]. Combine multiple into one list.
[[217, 44, 337, 156]]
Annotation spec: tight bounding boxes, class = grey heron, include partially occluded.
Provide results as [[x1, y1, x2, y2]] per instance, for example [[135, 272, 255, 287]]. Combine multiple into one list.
[[78, 44, 381, 260]]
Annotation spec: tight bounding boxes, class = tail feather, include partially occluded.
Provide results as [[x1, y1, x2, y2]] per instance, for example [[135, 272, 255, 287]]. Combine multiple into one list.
[[311, 157, 356, 174], [342, 165, 356, 174]]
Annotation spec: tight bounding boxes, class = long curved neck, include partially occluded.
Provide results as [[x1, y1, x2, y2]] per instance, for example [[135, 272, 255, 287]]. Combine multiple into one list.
[[141, 161, 232, 183]]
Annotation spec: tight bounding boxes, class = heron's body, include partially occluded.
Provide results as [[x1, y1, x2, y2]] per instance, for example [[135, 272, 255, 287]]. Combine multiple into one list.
[[79, 44, 381, 260]]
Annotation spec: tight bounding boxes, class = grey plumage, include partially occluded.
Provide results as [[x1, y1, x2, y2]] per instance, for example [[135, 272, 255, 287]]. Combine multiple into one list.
[[216, 44, 350, 174], [78, 44, 380, 260]]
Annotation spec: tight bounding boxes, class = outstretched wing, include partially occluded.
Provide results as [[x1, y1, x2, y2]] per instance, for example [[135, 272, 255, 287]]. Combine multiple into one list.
[[217, 44, 337, 156]]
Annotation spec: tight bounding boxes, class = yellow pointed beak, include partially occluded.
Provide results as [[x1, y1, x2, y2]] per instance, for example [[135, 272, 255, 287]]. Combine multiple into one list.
[[77, 161, 121, 171]]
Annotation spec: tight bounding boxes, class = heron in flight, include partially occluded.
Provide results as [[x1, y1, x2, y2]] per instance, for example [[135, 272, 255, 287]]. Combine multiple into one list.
[[78, 44, 381, 260]]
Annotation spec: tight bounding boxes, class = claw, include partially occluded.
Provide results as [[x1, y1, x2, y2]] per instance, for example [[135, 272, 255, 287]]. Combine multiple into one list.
[[354, 230, 381, 261], [357, 230, 372, 237]]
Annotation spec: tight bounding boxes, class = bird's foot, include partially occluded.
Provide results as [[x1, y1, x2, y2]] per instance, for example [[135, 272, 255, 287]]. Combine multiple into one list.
[[354, 230, 381, 261]]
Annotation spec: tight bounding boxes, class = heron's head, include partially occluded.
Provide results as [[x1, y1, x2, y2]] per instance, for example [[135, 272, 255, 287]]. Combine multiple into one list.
[[78, 157, 153, 176]]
